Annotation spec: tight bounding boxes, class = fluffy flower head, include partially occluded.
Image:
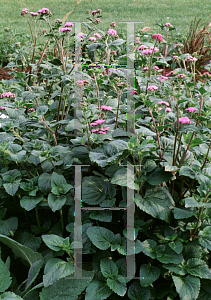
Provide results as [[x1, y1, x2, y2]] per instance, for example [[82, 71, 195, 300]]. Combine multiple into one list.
[[179, 116, 191, 124], [185, 107, 197, 112]]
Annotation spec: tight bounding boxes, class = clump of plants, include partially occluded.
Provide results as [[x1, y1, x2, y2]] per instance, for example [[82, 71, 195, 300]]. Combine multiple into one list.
[[0, 6, 211, 300]]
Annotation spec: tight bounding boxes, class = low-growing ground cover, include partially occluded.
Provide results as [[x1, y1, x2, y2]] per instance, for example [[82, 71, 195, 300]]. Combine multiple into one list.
[[1, 6, 211, 300]]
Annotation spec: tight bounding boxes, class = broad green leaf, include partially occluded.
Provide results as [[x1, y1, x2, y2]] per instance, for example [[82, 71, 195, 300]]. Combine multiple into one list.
[[172, 275, 200, 300], [87, 226, 114, 250], [48, 193, 66, 212], [135, 187, 175, 223], [183, 243, 203, 260], [0, 292, 23, 299], [185, 197, 211, 208], [0, 257, 12, 292], [147, 168, 172, 185], [22, 282, 44, 300], [0, 234, 43, 266], [82, 176, 106, 205], [173, 207, 194, 219], [186, 258, 211, 279], [85, 280, 113, 300], [36, 105, 48, 117], [51, 172, 73, 195], [0, 217, 18, 236], [2, 169, 22, 196], [20, 194, 44, 211], [198, 226, 211, 250], [111, 167, 134, 189], [38, 173, 52, 194], [100, 258, 118, 278], [40, 270, 94, 300], [128, 281, 150, 300], [163, 263, 187, 276], [108, 39, 126, 46], [25, 260, 43, 290], [16, 232, 41, 252], [157, 245, 183, 264], [107, 275, 127, 296], [168, 240, 183, 254], [139, 264, 160, 287], [138, 239, 157, 259], [142, 160, 157, 173], [43, 258, 74, 287], [90, 210, 112, 222], [179, 166, 196, 179], [42, 234, 67, 251], [198, 279, 211, 300]]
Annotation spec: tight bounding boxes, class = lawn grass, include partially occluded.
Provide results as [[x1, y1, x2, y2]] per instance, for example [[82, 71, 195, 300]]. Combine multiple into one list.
[[0, 0, 211, 37]]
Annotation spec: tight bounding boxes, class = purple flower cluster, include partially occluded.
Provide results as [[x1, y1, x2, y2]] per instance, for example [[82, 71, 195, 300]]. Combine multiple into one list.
[[1, 92, 16, 98], [147, 85, 158, 92], [60, 22, 74, 32]]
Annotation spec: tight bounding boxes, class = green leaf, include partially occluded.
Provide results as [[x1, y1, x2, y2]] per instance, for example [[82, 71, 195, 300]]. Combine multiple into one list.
[[20, 194, 44, 211], [111, 167, 134, 189], [82, 176, 109, 205], [0, 257, 12, 292], [173, 207, 194, 219], [51, 172, 73, 195], [135, 187, 174, 223], [142, 160, 157, 173], [16, 232, 41, 252], [90, 211, 112, 222], [185, 258, 211, 279], [0, 234, 43, 266], [168, 240, 183, 254], [179, 166, 196, 179], [2, 169, 22, 196], [163, 263, 187, 276], [85, 280, 113, 300], [48, 193, 66, 212], [198, 279, 211, 300], [108, 39, 126, 46], [38, 173, 52, 194], [100, 258, 118, 278], [0, 217, 18, 236], [139, 264, 160, 287], [138, 239, 157, 259], [0, 292, 23, 299], [107, 275, 127, 296], [147, 168, 172, 185], [40, 270, 94, 300], [25, 260, 43, 290], [36, 105, 48, 117], [43, 258, 74, 287], [128, 281, 150, 300], [42, 234, 67, 251], [198, 226, 211, 251], [87, 226, 114, 250], [157, 245, 183, 264], [185, 197, 211, 208], [172, 275, 200, 300]]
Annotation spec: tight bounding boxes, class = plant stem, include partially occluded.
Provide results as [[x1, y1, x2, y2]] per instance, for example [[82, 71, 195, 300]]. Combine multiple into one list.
[[35, 205, 40, 228], [149, 109, 162, 161], [60, 208, 64, 234]]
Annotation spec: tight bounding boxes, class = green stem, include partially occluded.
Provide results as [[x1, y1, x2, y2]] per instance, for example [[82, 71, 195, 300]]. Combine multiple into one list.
[[60, 208, 64, 234]]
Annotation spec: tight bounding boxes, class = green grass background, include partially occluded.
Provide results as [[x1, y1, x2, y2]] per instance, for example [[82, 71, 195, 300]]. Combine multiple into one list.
[[0, 0, 211, 36]]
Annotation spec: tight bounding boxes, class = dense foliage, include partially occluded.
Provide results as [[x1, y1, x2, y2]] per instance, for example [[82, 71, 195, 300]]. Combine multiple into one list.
[[1, 7, 211, 300]]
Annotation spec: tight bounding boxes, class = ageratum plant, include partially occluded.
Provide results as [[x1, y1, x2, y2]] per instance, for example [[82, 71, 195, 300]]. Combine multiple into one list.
[[0, 7, 211, 300]]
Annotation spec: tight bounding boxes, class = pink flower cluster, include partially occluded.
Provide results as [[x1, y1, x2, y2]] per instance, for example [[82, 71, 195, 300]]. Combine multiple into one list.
[[111, 50, 116, 54], [92, 127, 110, 134], [186, 56, 197, 62], [153, 66, 159, 70], [88, 37, 96, 42], [92, 9, 101, 15], [147, 85, 158, 92], [21, 8, 29, 15], [138, 45, 148, 50], [30, 12, 39, 16], [0, 106, 6, 109], [108, 28, 117, 36], [94, 33, 101, 38], [158, 107, 172, 112], [143, 67, 149, 71], [165, 22, 173, 27], [152, 34, 163, 42], [75, 80, 89, 86], [28, 108, 35, 112], [177, 74, 185, 78], [158, 76, 168, 82], [166, 71, 175, 76], [90, 119, 105, 126], [60, 22, 74, 32], [185, 107, 197, 112], [179, 116, 191, 124], [157, 101, 169, 106], [136, 41, 141, 44], [141, 47, 159, 55], [101, 105, 112, 111], [38, 8, 50, 14], [1, 92, 16, 98], [110, 22, 116, 27]]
